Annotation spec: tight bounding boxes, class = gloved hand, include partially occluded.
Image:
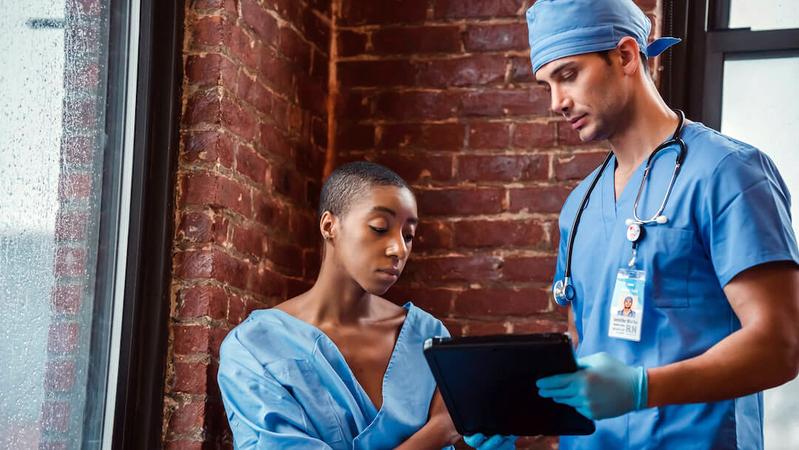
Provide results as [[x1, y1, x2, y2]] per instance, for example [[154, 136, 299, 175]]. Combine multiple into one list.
[[535, 352, 647, 420], [463, 433, 517, 449]]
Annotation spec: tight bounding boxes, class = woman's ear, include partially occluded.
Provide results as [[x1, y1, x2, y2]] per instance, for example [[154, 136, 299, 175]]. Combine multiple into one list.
[[320, 211, 336, 241], [616, 36, 642, 76]]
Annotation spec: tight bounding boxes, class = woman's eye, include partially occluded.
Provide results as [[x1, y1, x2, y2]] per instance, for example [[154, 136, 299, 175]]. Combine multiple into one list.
[[403, 234, 414, 243], [369, 226, 387, 234]]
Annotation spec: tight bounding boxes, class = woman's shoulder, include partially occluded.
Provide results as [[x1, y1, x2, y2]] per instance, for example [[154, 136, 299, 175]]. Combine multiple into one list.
[[402, 301, 451, 338], [220, 307, 319, 363]]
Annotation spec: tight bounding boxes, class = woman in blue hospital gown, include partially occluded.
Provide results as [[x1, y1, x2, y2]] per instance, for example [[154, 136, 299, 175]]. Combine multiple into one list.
[[218, 162, 488, 450]]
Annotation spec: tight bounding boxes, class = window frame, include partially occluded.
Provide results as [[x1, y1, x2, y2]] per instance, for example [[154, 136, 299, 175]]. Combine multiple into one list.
[[662, 0, 799, 129], [85, 0, 185, 448]]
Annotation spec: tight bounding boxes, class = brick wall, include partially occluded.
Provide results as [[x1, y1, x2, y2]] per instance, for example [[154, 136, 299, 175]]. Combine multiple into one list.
[[163, 0, 330, 448], [167, 0, 663, 448]]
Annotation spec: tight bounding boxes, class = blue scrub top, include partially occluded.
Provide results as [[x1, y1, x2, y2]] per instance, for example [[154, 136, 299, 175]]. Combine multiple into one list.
[[218, 302, 453, 450], [554, 122, 799, 450]]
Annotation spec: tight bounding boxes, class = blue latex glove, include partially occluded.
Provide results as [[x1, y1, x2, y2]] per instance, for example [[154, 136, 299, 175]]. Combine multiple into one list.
[[464, 433, 517, 449], [536, 352, 647, 420]]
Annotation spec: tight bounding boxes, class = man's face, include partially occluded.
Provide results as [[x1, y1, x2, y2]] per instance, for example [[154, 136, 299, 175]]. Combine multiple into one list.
[[624, 297, 633, 309], [534, 52, 627, 142]]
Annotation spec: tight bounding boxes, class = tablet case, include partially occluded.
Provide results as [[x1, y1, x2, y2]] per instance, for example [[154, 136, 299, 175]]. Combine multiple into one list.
[[423, 333, 595, 436]]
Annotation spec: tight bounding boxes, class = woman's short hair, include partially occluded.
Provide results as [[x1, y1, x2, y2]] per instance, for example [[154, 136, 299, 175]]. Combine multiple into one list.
[[318, 161, 411, 218]]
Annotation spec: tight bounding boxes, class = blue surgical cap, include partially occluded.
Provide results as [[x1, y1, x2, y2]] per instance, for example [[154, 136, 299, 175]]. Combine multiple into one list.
[[526, 0, 681, 74]]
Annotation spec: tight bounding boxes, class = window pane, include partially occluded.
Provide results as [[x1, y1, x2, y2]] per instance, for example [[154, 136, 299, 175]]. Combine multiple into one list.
[[729, 0, 799, 31], [721, 55, 799, 450], [0, 1, 120, 448]]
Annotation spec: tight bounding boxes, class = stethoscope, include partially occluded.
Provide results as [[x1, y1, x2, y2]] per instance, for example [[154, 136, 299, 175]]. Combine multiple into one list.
[[552, 110, 687, 306]]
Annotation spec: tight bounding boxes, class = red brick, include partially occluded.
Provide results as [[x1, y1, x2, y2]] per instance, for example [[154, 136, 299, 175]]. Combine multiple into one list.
[[290, 211, 319, 245], [65, 59, 100, 91], [267, 239, 304, 275], [228, 293, 248, 325], [44, 360, 76, 392], [279, 26, 312, 71], [173, 362, 210, 394], [41, 401, 70, 433], [311, 48, 330, 81], [182, 172, 252, 218], [405, 255, 503, 282], [464, 23, 528, 52], [417, 55, 507, 87], [453, 219, 546, 248], [509, 185, 571, 213], [374, 91, 461, 120], [511, 60, 535, 87], [457, 154, 548, 182], [55, 247, 87, 277], [253, 196, 289, 229], [468, 122, 510, 149], [183, 131, 235, 168], [235, 71, 272, 115], [372, 26, 462, 54], [184, 89, 222, 126], [461, 88, 550, 117], [259, 123, 293, 158], [226, 24, 260, 71], [164, 441, 203, 450], [168, 400, 206, 434], [247, 264, 287, 297], [512, 319, 568, 334], [385, 286, 456, 317], [55, 211, 88, 241], [371, 153, 454, 184], [418, 188, 504, 215], [62, 135, 94, 165], [52, 284, 82, 315], [338, 59, 416, 87], [241, 0, 278, 43], [338, 0, 428, 25], [58, 173, 92, 200], [63, 97, 98, 131], [461, 319, 509, 336], [221, 96, 258, 141], [177, 210, 228, 244], [554, 151, 609, 181], [48, 323, 79, 353], [191, 15, 228, 48], [378, 123, 465, 151], [259, 51, 295, 95], [235, 144, 270, 184], [191, 0, 236, 12], [512, 122, 557, 148], [230, 222, 268, 259], [434, 0, 524, 18], [301, 8, 331, 51], [339, 90, 374, 119], [338, 30, 367, 57], [71, 0, 102, 16], [454, 287, 551, 316], [177, 285, 228, 320], [502, 255, 557, 282], [173, 325, 212, 355], [185, 53, 238, 89], [175, 249, 250, 290], [336, 123, 375, 150], [270, 164, 307, 204], [413, 220, 453, 251]]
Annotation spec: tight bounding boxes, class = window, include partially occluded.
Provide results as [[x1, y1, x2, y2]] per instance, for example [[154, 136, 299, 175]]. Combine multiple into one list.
[[0, 1, 182, 448], [663, 1, 799, 448]]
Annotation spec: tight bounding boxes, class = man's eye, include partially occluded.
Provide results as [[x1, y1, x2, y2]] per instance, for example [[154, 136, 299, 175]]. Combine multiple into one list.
[[562, 71, 575, 80]]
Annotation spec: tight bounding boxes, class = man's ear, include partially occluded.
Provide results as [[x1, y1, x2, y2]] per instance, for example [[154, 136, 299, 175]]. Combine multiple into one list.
[[320, 211, 336, 241], [616, 36, 643, 76]]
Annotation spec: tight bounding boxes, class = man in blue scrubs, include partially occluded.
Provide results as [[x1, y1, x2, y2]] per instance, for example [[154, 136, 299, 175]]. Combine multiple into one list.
[[525, 1, 799, 449]]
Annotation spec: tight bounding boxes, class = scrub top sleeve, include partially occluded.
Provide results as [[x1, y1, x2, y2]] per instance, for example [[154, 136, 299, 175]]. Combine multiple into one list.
[[701, 151, 799, 287], [218, 333, 334, 450]]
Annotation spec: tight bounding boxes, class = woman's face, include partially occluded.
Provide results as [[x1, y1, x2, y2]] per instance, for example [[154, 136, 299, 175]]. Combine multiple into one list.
[[327, 185, 418, 295]]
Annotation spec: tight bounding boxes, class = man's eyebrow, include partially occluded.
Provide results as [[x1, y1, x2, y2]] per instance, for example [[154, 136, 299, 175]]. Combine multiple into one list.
[[549, 61, 577, 79]]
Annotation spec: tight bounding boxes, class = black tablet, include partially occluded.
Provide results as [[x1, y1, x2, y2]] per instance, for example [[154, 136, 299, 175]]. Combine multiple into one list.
[[423, 333, 595, 436]]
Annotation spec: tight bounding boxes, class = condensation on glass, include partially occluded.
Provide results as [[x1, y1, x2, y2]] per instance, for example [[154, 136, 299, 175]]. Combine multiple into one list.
[[721, 55, 799, 450], [729, 0, 799, 31], [0, 1, 112, 449]]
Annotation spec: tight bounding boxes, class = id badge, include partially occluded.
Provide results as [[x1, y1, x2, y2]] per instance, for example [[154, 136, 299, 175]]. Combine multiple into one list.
[[608, 268, 646, 342]]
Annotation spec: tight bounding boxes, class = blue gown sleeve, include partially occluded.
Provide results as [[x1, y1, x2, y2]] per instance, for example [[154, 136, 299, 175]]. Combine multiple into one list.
[[218, 332, 334, 450], [700, 149, 799, 286]]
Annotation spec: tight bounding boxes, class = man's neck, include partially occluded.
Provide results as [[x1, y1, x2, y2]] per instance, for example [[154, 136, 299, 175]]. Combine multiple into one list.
[[609, 87, 680, 173]]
